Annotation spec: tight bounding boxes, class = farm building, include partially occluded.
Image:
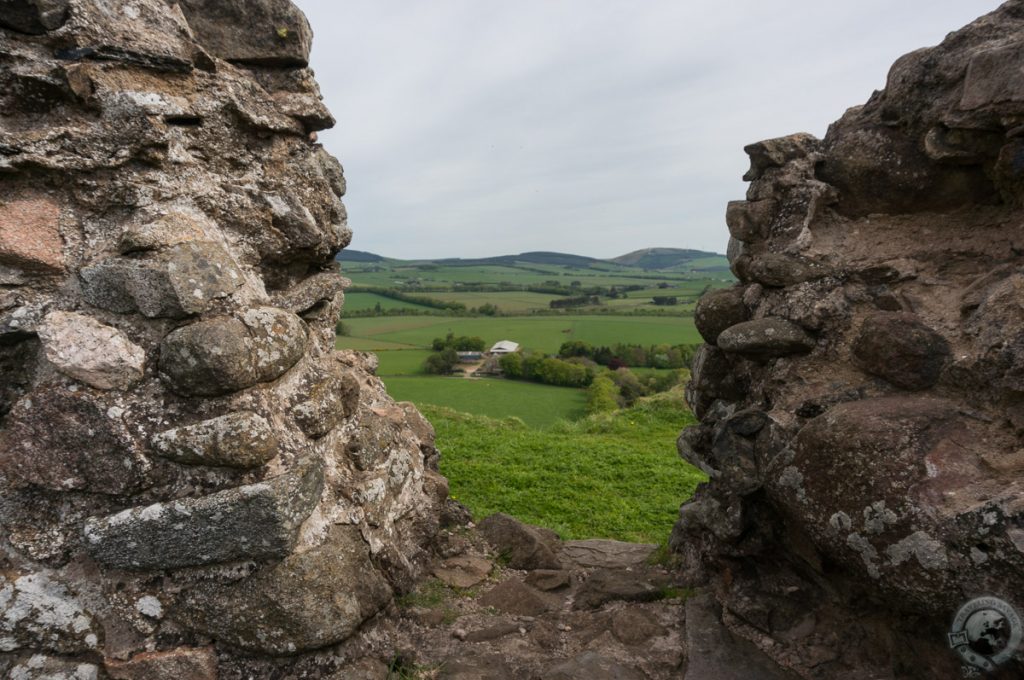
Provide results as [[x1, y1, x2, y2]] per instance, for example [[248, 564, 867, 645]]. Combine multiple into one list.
[[456, 351, 483, 362], [488, 340, 520, 355]]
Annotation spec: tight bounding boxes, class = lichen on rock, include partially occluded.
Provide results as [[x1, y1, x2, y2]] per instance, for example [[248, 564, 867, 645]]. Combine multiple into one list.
[[0, 0, 444, 672], [673, 3, 1024, 677]]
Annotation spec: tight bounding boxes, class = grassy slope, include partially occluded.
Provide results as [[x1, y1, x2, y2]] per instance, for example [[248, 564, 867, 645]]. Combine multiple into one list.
[[385, 377, 587, 427], [336, 315, 702, 354], [426, 387, 704, 543]]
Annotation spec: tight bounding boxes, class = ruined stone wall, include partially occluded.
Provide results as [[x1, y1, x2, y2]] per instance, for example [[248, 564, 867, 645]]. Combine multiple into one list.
[[0, 1, 446, 677], [674, 2, 1024, 678]]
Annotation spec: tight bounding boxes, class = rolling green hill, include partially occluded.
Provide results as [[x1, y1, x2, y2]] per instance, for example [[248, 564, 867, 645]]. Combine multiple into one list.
[[336, 247, 728, 272], [609, 247, 728, 271]]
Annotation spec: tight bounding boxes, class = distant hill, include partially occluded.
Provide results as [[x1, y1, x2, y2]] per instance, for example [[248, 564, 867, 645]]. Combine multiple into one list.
[[609, 247, 725, 270], [433, 251, 606, 268], [335, 249, 385, 262], [336, 247, 727, 271]]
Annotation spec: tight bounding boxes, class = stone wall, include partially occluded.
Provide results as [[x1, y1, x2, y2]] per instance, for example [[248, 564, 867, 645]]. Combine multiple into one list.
[[674, 2, 1024, 678], [0, 1, 446, 676]]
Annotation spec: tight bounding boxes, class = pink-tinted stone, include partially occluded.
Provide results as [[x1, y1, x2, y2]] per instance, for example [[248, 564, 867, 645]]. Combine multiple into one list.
[[0, 197, 64, 272], [105, 646, 217, 680]]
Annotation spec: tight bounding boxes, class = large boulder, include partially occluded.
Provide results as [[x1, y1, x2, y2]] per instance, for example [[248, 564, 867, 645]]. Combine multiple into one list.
[[673, 5, 1024, 678], [174, 526, 392, 654], [83, 460, 323, 570], [178, 0, 313, 67], [477, 513, 562, 570], [851, 312, 951, 390]]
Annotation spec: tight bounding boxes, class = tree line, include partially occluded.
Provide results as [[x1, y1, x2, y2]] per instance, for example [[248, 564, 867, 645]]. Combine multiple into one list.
[[557, 340, 698, 369]]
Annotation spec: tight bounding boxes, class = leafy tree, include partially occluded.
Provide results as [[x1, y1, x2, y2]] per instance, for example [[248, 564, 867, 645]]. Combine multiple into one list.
[[558, 340, 593, 358], [499, 352, 524, 378], [454, 336, 485, 351], [424, 347, 459, 374], [586, 375, 620, 414], [610, 367, 647, 405]]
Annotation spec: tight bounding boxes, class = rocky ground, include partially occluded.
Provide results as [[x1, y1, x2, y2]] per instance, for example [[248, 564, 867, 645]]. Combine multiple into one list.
[[320, 510, 797, 680]]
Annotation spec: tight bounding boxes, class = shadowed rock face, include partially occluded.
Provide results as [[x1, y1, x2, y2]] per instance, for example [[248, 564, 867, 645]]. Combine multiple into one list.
[[0, 0, 445, 674], [674, 3, 1024, 678]]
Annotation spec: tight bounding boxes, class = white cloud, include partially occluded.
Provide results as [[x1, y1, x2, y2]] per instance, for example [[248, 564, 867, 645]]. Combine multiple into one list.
[[294, 0, 1002, 259]]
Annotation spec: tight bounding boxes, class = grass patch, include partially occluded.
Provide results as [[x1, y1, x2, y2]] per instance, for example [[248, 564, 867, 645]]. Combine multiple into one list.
[[395, 578, 449, 609], [343, 291, 434, 313], [427, 387, 706, 543], [335, 336, 419, 351], [338, 314, 702, 354], [374, 349, 432, 376], [384, 377, 586, 428]]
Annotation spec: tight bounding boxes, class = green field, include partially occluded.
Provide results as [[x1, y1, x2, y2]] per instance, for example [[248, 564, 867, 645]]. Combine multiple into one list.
[[336, 315, 701, 354], [342, 291, 432, 313], [428, 290, 563, 312], [333, 251, 716, 543], [374, 349, 431, 375], [427, 388, 705, 542], [385, 377, 586, 427]]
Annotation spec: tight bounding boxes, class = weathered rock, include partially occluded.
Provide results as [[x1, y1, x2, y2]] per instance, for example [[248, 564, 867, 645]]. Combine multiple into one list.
[[478, 579, 549, 616], [0, 571, 99, 654], [158, 308, 306, 396], [117, 212, 209, 253], [746, 252, 833, 287], [851, 312, 950, 390], [694, 286, 748, 345], [0, 387, 147, 495], [463, 621, 522, 643], [961, 40, 1024, 111], [271, 270, 349, 313], [0, 0, 445, 673], [291, 363, 359, 438], [716, 317, 815, 360], [175, 526, 392, 654], [0, 196, 63, 272], [524, 569, 570, 591], [573, 569, 668, 610], [683, 594, 799, 680], [561, 539, 657, 570], [545, 651, 645, 680], [685, 344, 745, 418], [725, 199, 776, 242], [240, 306, 308, 382], [104, 647, 217, 680], [178, 0, 314, 67], [158, 317, 257, 396], [433, 555, 492, 589], [327, 658, 389, 680], [477, 513, 562, 570], [80, 243, 244, 318], [37, 311, 145, 390], [439, 654, 514, 680], [61, 0, 195, 72], [150, 411, 279, 467], [610, 608, 667, 646], [742, 133, 820, 181], [6, 655, 99, 680], [0, 0, 70, 34], [83, 460, 323, 569]]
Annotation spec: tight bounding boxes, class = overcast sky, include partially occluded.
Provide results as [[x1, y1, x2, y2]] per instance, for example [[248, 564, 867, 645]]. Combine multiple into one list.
[[293, 1, 1000, 260]]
